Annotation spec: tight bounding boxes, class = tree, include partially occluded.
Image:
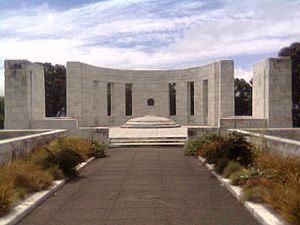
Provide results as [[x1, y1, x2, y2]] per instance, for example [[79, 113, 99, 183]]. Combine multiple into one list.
[[43, 63, 66, 117], [278, 42, 300, 127], [234, 78, 252, 116]]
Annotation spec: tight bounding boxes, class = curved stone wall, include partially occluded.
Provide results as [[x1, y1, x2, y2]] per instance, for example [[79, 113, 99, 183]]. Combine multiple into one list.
[[67, 61, 234, 127]]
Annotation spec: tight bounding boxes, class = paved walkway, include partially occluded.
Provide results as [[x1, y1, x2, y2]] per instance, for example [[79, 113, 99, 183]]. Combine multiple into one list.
[[19, 147, 259, 225]]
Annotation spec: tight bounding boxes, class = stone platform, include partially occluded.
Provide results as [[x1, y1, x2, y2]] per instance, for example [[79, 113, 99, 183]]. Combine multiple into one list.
[[121, 115, 180, 128], [109, 126, 187, 147]]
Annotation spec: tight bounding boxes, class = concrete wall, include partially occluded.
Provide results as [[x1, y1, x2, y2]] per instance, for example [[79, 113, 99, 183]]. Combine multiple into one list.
[[187, 126, 220, 139], [0, 128, 109, 165], [5, 60, 45, 129], [253, 58, 292, 128], [0, 130, 65, 164], [230, 129, 300, 157], [67, 127, 109, 144], [241, 128, 300, 141], [0, 130, 47, 140], [186, 116, 267, 138], [219, 117, 267, 130], [67, 60, 234, 127], [30, 118, 78, 129]]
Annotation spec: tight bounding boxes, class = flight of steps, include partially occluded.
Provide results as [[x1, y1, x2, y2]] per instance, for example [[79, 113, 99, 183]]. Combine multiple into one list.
[[109, 136, 187, 147]]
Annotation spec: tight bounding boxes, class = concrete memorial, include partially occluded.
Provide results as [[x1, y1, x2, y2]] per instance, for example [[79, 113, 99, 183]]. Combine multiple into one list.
[[4, 57, 293, 130]]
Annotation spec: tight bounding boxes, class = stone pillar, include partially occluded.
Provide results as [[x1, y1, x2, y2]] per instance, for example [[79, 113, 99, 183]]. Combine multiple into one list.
[[66, 62, 82, 126], [218, 60, 235, 119], [253, 58, 292, 128], [189, 80, 203, 125], [4, 60, 45, 129], [207, 63, 217, 126], [113, 82, 126, 125], [176, 82, 188, 125], [202, 80, 208, 125]]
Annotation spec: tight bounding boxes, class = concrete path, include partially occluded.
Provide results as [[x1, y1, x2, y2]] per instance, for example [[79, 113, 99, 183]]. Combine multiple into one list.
[[18, 147, 260, 225]]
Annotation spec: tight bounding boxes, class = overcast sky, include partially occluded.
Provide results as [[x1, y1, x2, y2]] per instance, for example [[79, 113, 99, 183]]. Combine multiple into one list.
[[1, 0, 300, 96]]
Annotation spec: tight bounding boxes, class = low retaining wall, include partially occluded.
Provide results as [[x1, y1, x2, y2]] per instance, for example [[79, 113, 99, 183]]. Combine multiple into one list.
[[0, 130, 66, 164], [0, 130, 46, 140], [67, 127, 109, 144], [230, 129, 300, 157], [220, 117, 267, 130], [0, 126, 110, 165], [242, 128, 300, 141], [187, 126, 220, 139], [30, 118, 78, 129], [187, 118, 268, 140]]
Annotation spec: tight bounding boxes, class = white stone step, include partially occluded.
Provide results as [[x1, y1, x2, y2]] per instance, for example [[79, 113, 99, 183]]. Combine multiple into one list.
[[110, 136, 187, 140], [110, 138, 187, 143], [109, 135, 187, 147], [109, 142, 186, 147]]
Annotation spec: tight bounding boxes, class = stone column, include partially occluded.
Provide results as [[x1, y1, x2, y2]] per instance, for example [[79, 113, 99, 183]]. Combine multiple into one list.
[[218, 60, 235, 119], [67, 62, 82, 125], [113, 82, 126, 125], [176, 82, 188, 125], [253, 58, 292, 128], [4, 60, 45, 129]]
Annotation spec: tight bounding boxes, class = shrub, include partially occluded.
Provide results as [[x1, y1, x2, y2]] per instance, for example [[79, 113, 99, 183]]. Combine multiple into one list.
[[223, 133, 254, 167], [203, 133, 254, 174], [202, 140, 226, 164], [58, 137, 92, 159], [0, 158, 54, 217], [214, 158, 230, 174], [242, 185, 269, 203], [89, 140, 106, 158], [255, 151, 300, 184], [184, 133, 221, 156], [199, 139, 224, 158], [44, 147, 83, 179], [32, 138, 87, 179], [0, 183, 15, 217], [0, 136, 104, 217], [222, 161, 245, 178], [265, 182, 300, 225], [1, 161, 53, 194], [46, 165, 64, 180], [230, 167, 261, 186]]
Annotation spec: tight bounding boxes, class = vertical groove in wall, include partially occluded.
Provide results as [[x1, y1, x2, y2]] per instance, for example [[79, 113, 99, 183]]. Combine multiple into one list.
[[30, 70, 33, 121]]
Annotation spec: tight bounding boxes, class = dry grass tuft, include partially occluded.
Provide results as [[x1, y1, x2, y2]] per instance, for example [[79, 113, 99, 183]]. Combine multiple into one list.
[[0, 136, 106, 217], [0, 182, 15, 217], [255, 151, 300, 184], [1, 160, 53, 194], [222, 161, 245, 178], [242, 151, 300, 225]]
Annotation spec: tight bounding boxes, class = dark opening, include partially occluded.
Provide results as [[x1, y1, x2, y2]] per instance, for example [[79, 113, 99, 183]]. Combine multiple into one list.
[[189, 82, 194, 116], [292, 58, 300, 127], [107, 83, 112, 116], [203, 80, 208, 124], [169, 83, 176, 116], [147, 98, 154, 106], [125, 83, 133, 116], [44, 63, 66, 117]]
